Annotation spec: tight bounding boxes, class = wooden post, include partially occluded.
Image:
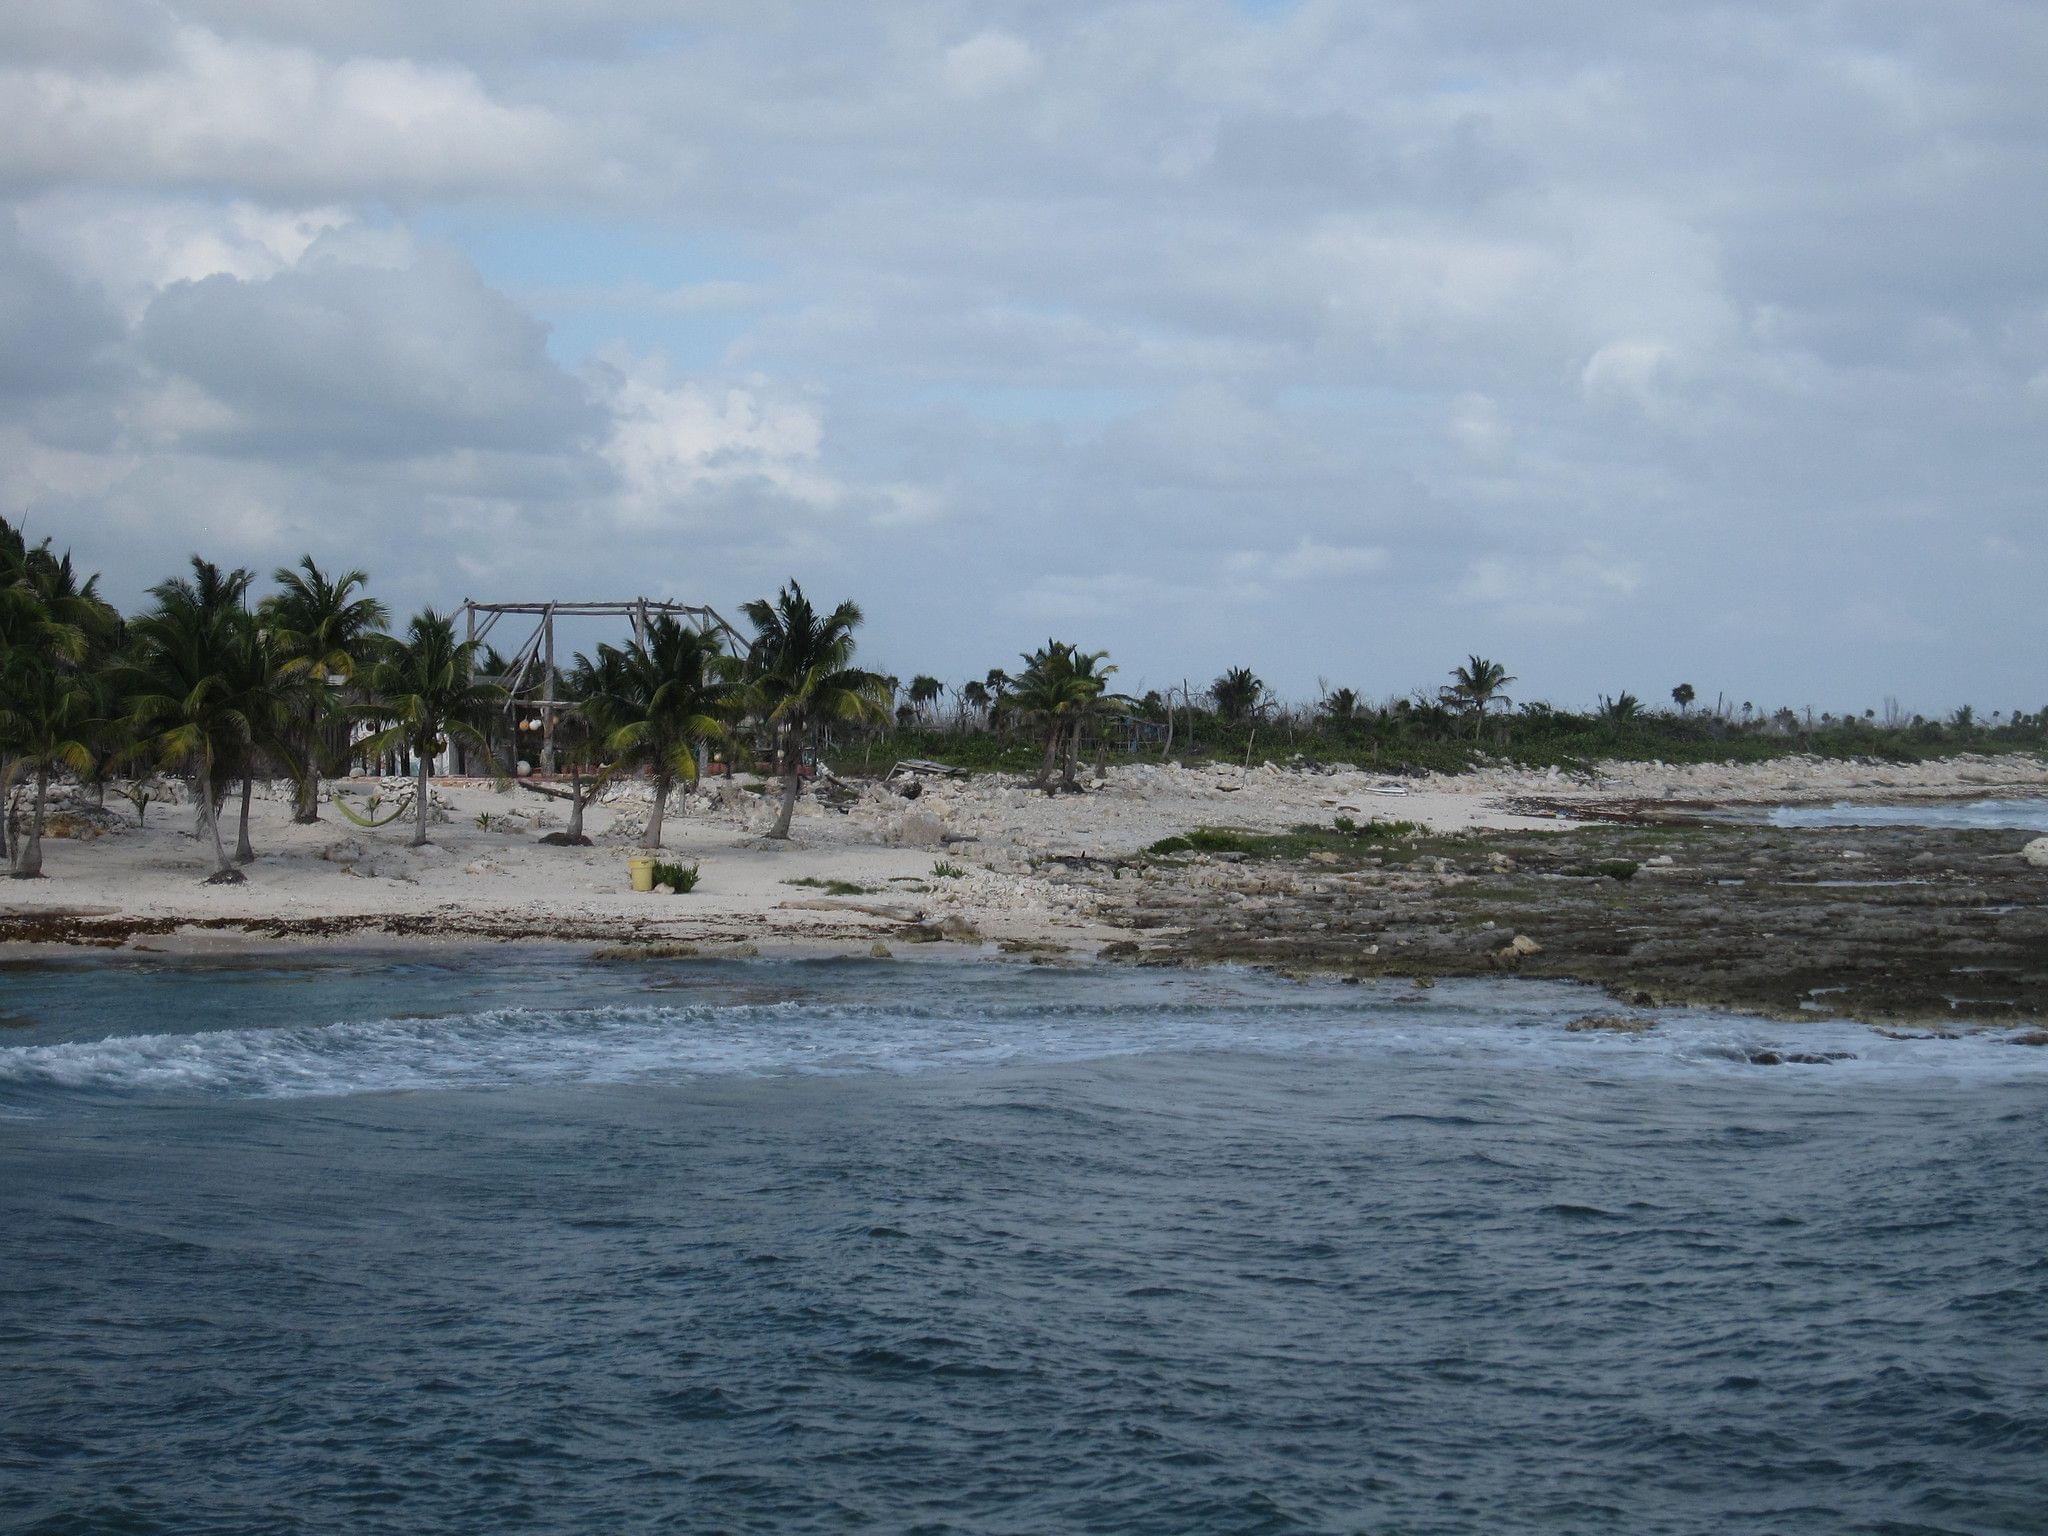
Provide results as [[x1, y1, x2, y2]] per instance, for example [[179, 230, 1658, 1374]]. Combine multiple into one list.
[[460, 603, 474, 775], [542, 609, 558, 774]]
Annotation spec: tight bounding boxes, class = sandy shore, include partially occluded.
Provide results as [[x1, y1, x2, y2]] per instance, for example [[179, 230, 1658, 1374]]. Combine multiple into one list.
[[5, 753, 2045, 961]]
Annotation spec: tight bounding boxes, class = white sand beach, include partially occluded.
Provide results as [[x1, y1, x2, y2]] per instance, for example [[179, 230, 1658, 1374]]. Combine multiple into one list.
[[8, 753, 2045, 956]]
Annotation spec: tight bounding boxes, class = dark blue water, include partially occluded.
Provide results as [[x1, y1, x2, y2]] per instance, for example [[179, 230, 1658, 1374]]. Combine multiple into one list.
[[3, 955, 2045, 1535]]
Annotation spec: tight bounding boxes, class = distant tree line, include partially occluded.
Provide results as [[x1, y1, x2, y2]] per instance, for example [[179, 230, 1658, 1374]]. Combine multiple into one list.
[[7, 517, 2041, 882]]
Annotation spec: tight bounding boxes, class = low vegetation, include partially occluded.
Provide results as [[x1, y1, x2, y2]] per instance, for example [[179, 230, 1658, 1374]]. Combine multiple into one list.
[[648, 859, 700, 894], [785, 876, 877, 896]]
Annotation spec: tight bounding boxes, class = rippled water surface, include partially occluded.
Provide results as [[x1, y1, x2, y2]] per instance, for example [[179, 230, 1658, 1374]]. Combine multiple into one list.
[[3, 954, 2045, 1534], [1766, 796, 2048, 831]]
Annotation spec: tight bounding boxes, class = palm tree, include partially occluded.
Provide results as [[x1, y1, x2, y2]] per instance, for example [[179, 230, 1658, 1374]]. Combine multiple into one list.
[[260, 557, 389, 823], [983, 667, 1014, 734], [0, 518, 117, 664], [119, 559, 261, 882], [1056, 649, 1123, 790], [1012, 641, 1119, 791], [1671, 682, 1696, 714], [0, 656, 100, 878], [1319, 686, 1362, 725], [218, 608, 298, 864], [538, 688, 605, 846], [1439, 656, 1516, 738], [1, 518, 117, 865], [959, 679, 991, 725], [740, 582, 888, 839], [1599, 692, 1643, 723], [1210, 667, 1265, 726], [908, 674, 944, 725], [575, 617, 741, 849], [357, 611, 502, 848]]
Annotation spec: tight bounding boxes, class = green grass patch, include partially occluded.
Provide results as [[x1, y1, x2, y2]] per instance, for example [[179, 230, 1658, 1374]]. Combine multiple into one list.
[[1326, 816, 1427, 840], [783, 877, 877, 896], [930, 859, 968, 879]]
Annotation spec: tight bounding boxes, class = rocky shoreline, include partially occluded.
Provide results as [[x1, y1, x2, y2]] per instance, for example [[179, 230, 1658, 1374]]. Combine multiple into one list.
[[1069, 812, 2048, 1028], [5, 758, 2047, 1032]]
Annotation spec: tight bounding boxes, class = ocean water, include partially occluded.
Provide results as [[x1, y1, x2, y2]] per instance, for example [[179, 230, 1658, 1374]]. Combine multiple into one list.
[[2, 955, 2044, 1535], [1766, 797, 2048, 832]]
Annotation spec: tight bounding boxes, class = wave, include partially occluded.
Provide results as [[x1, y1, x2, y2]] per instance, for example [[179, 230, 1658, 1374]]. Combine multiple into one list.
[[3, 980, 2045, 1107]]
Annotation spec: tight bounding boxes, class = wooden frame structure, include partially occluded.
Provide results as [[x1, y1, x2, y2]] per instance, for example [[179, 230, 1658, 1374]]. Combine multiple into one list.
[[460, 598, 742, 772]]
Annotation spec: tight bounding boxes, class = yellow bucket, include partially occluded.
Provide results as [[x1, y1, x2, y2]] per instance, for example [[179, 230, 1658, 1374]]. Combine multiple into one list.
[[627, 856, 656, 893]]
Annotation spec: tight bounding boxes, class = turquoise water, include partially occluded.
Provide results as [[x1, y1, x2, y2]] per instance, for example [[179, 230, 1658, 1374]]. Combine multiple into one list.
[[3, 955, 2045, 1533], [1766, 797, 2048, 832]]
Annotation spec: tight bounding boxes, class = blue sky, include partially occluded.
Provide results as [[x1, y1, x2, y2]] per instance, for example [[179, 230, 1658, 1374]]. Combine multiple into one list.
[[2, 1, 2043, 712]]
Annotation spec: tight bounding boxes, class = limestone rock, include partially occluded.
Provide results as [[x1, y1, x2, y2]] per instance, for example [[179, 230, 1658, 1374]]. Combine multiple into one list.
[[2022, 837, 2048, 869], [1566, 1014, 1653, 1034], [884, 811, 950, 848]]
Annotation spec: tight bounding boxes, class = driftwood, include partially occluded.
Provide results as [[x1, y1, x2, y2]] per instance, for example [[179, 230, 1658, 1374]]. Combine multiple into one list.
[[517, 781, 577, 803], [887, 759, 968, 781]]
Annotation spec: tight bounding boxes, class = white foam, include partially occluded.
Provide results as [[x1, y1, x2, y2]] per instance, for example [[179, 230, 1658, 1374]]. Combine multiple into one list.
[[2, 986, 2042, 1103]]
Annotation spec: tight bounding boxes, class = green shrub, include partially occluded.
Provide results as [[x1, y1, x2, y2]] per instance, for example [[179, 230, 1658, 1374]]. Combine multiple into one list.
[[650, 860, 701, 893], [930, 859, 967, 879]]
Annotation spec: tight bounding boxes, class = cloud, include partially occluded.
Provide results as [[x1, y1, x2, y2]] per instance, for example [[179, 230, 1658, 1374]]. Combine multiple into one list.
[[0, 214, 123, 401], [0, 24, 586, 199], [135, 237, 596, 458], [942, 32, 1040, 100], [1225, 539, 1388, 583], [1456, 547, 1644, 628], [4, 1, 2046, 708], [596, 358, 844, 525]]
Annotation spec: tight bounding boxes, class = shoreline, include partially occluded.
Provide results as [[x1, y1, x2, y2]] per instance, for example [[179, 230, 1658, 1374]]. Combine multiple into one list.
[[6, 753, 2047, 1029]]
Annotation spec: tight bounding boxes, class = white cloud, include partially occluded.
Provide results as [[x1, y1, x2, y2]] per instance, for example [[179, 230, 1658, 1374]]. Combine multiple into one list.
[[1456, 546, 1644, 627], [596, 358, 849, 527], [1447, 393, 1511, 462], [942, 32, 1040, 101], [0, 25, 585, 198], [1225, 539, 1388, 583]]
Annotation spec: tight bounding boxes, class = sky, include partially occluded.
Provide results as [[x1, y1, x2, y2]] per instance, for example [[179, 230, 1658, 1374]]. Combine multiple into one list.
[[2, 1, 2043, 713]]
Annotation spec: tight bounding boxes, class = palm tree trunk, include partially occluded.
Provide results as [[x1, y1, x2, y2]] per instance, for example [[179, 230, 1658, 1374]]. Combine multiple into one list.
[[771, 770, 800, 838], [294, 726, 321, 823], [11, 767, 47, 878], [235, 775, 256, 863], [410, 750, 431, 847], [643, 772, 670, 849], [1036, 725, 1060, 791], [768, 719, 805, 839], [566, 767, 587, 843], [0, 755, 14, 864], [1060, 720, 1081, 791], [196, 764, 240, 881]]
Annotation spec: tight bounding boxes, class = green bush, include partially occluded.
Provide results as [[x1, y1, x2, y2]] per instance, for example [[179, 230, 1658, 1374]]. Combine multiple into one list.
[[650, 860, 701, 893], [930, 859, 967, 879]]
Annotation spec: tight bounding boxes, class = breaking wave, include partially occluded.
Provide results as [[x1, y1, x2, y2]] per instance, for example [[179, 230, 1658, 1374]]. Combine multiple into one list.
[[4, 977, 2043, 1106]]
